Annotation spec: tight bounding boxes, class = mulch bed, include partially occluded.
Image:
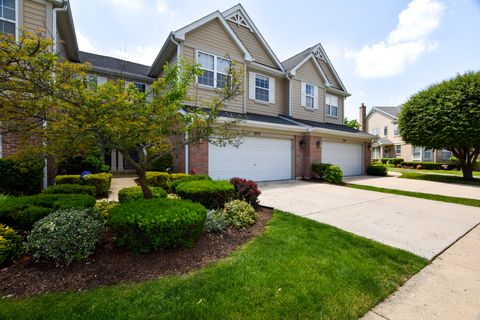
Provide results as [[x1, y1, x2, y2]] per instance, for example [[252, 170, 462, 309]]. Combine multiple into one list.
[[0, 207, 272, 298]]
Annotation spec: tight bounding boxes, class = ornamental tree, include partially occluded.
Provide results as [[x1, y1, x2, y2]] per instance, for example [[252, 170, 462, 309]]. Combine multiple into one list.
[[399, 72, 480, 180], [344, 117, 360, 129]]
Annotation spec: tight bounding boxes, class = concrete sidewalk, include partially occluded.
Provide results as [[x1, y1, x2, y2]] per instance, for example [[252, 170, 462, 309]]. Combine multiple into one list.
[[363, 224, 480, 320], [107, 176, 137, 202], [345, 175, 480, 200]]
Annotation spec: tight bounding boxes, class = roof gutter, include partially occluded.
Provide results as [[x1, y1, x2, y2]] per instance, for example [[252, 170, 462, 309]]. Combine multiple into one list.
[[89, 65, 156, 83], [52, 1, 68, 54], [216, 117, 307, 133]]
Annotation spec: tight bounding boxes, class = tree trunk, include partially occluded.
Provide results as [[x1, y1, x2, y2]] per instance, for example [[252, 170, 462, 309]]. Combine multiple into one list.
[[461, 163, 474, 180], [137, 168, 153, 199]]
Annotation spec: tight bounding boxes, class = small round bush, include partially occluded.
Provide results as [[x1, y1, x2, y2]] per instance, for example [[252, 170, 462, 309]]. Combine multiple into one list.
[[230, 177, 261, 206], [0, 224, 24, 266], [27, 208, 104, 265], [204, 209, 226, 233], [145, 172, 170, 189], [109, 199, 207, 253], [223, 200, 256, 229], [94, 200, 117, 219], [176, 180, 234, 209], [367, 164, 388, 176], [168, 174, 211, 192], [324, 165, 343, 184], [118, 186, 167, 203], [42, 184, 96, 196]]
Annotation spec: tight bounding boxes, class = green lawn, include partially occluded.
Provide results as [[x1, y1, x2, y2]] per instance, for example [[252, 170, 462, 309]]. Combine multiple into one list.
[[0, 210, 427, 320], [389, 167, 480, 177], [349, 184, 480, 208], [396, 171, 480, 187]]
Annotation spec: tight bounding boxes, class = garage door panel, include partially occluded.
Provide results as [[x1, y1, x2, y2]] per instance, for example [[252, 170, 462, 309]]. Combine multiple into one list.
[[209, 137, 292, 181], [322, 142, 363, 176]]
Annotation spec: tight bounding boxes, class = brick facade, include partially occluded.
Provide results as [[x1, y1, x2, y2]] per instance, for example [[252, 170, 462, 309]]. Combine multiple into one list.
[[188, 140, 209, 174], [0, 133, 18, 158]]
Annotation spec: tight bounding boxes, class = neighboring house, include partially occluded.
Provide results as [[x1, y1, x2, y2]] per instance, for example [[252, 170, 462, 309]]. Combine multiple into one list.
[[366, 106, 452, 162], [2, 2, 374, 182]]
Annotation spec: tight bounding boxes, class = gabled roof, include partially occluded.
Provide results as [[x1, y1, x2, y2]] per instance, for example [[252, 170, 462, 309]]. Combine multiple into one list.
[[285, 53, 330, 87], [367, 106, 403, 120], [222, 4, 285, 71], [281, 116, 365, 134], [283, 43, 349, 95], [49, 0, 80, 62]]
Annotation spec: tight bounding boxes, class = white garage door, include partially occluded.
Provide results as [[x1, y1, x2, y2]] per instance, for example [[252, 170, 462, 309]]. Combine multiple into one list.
[[322, 141, 363, 176], [208, 137, 292, 181]]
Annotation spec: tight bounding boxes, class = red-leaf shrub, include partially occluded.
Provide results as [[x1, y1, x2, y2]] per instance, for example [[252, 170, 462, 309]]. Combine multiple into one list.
[[230, 177, 261, 206]]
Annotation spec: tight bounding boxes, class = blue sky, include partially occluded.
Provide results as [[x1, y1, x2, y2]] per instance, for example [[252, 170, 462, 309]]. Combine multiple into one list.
[[69, 0, 480, 120]]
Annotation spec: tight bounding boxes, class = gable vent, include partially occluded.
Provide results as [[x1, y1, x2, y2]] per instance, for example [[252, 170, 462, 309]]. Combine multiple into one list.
[[226, 12, 253, 32], [313, 47, 326, 62]]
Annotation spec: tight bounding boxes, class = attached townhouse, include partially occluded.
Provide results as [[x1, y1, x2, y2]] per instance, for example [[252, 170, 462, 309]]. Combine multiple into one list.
[[366, 105, 452, 162], [1, 1, 374, 182]]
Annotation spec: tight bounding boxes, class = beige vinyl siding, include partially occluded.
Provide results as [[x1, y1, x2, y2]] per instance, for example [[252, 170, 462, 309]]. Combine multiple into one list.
[[23, 0, 47, 32], [326, 96, 343, 125], [319, 59, 340, 89], [183, 46, 244, 114], [227, 21, 277, 69], [367, 112, 403, 144], [292, 59, 325, 122], [247, 73, 287, 116]]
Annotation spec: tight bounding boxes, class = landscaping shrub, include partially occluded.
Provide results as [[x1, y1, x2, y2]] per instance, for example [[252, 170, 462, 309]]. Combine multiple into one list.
[[42, 184, 96, 196], [176, 180, 235, 209], [401, 162, 442, 170], [27, 208, 104, 265], [147, 154, 173, 172], [169, 173, 188, 182], [57, 153, 109, 174], [0, 194, 96, 229], [367, 164, 388, 176], [380, 158, 404, 165], [168, 174, 211, 192], [145, 172, 170, 189], [94, 200, 117, 219], [0, 158, 43, 196], [109, 199, 207, 253], [0, 224, 24, 266], [55, 173, 113, 196], [223, 200, 256, 229], [204, 209, 226, 233], [312, 163, 333, 180], [118, 186, 167, 203], [324, 165, 343, 184], [230, 177, 261, 206]]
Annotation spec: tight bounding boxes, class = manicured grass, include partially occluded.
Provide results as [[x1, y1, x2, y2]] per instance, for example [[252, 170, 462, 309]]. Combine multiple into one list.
[[0, 210, 427, 320], [397, 172, 480, 187], [389, 167, 480, 177], [349, 184, 480, 208]]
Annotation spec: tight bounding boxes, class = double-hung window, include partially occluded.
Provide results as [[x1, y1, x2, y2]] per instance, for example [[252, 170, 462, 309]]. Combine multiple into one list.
[[255, 74, 269, 102], [305, 84, 314, 108], [412, 146, 421, 161], [395, 145, 401, 155], [371, 128, 379, 136], [326, 94, 338, 117], [197, 51, 231, 89], [384, 126, 388, 136], [423, 148, 432, 161], [441, 148, 452, 161], [0, 0, 15, 37], [134, 82, 147, 93], [393, 124, 399, 136]]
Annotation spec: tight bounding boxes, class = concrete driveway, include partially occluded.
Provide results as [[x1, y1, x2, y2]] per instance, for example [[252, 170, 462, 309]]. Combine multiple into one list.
[[259, 181, 480, 259]]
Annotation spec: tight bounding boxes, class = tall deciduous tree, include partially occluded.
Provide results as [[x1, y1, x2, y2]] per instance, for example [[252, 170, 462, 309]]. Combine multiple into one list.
[[344, 117, 360, 129], [399, 72, 480, 180]]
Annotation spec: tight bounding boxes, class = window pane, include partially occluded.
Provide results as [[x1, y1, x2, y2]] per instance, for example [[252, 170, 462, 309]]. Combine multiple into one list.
[[217, 73, 230, 89], [306, 84, 313, 96], [306, 96, 314, 108], [197, 52, 214, 70], [0, 20, 14, 36], [255, 74, 269, 89], [198, 70, 214, 87], [217, 57, 230, 74], [4, 7, 14, 20], [331, 106, 338, 116], [255, 87, 269, 101], [134, 82, 146, 92], [4, 0, 15, 9]]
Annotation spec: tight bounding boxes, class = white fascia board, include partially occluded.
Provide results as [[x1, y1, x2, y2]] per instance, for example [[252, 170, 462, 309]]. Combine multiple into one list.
[[149, 32, 175, 76], [326, 86, 351, 97], [311, 127, 375, 140], [314, 43, 349, 94], [173, 11, 253, 62], [366, 107, 398, 120], [289, 54, 330, 87], [249, 61, 285, 77], [216, 116, 307, 133], [222, 4, 285, 72]]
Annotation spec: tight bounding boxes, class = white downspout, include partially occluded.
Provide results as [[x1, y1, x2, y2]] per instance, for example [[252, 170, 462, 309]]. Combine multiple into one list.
[[287, 73, 293, 117]]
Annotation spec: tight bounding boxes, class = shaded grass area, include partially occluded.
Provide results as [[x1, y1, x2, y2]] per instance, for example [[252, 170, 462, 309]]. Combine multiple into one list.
[[0, 210, 427, 320], [389, 167, 480, 178], [398, 172, 480, 187], [349, 184, 480, 208]]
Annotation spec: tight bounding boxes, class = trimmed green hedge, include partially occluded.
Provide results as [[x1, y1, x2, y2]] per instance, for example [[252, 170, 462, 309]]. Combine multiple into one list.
[[55, 173, 113, 196], [118, 186, 167, 203], [401, 162, 442, 170], [176, 180, 235, 209], [324, 165, 343, 184], [367, 164, 388, 176], [312, 163, 333, 180], [109, 199, 207, 253], [42, 184, 96, 196], [168, 174, 211, 192], [0, 194, 96, 229], [145, 172, 170, 189], [0, 158, 43, 196], [380, 158, 404, 165]]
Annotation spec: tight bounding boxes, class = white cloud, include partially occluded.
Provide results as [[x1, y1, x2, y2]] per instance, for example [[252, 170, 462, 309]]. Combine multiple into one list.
[[76, 32, 94, 52], [111, 46, 159, 65], [156, 0, 167, 13], [346, 0, 445, 78]]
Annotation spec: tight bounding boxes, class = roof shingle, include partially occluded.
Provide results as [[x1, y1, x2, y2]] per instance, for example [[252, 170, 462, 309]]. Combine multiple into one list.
[[79, 51, 154, 79]]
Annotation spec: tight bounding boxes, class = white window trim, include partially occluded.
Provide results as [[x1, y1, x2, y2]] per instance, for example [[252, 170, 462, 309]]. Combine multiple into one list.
[[384, 126, 388, 137], [196, 50, 230, 89], [254, 73, 270, 103], [395, 144, 401, 155], [393, 123, 399, 136], [303, 83, 318, 109], [423, 147, 433, 161], [0, 0, 16, 35], [412, 146, 422, 161], [326, 94, 338, 117]]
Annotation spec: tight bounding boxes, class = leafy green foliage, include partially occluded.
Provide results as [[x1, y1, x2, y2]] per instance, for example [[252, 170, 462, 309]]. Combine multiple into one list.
[[0, 224, 24, 266], [0, 157, 43, 196], [223, 200, 256, 229], [311, 163, 333, 180], [55, 173, 113, 196], [380, 158, 404, 165], [367, 164, 388, 176], [27, 208, 104, 265], [204, 209, 226, 233], [344, 117, 360, 129], [324, 165, 343, 184], [42, 184, 96, 196], [401, 162, 442, 170], [230, 177, 261, 206], [168, 174, 211, 192], [145, 172, 170, 189], [0, 194, 96, 229], [147, 154, 173, 172], [176, 180, 235, 209], [109, 199, 207, 253], [399, 72, 480, 179], [57, 152, 109, 174], [118, 186, 167, 203], [94, 200, 117, 219]]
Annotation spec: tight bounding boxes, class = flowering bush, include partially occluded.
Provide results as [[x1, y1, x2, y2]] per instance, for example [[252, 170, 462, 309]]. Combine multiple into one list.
[[223, 200, 256, 229]]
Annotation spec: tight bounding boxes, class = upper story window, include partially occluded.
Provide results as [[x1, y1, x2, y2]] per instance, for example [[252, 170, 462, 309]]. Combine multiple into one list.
[[326, 94, 338, 117], [255, 74, 269, 102], [134, 82, 147, 92], [371, 128, 379, 136], [197, 51, 230, 89], [393, 123, 399, 136], [384, 126, 388, 136], [305, 84, 314, 108], [0, 0, 15, 37]]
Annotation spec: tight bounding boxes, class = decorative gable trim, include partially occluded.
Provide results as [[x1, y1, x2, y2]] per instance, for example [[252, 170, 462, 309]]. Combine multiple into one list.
[[173, 11, 253, 62], [222, 4, 285, 72], [225, 11, 253, 32], [311, 43, 348, 94], [289, 54, 330, 87]]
